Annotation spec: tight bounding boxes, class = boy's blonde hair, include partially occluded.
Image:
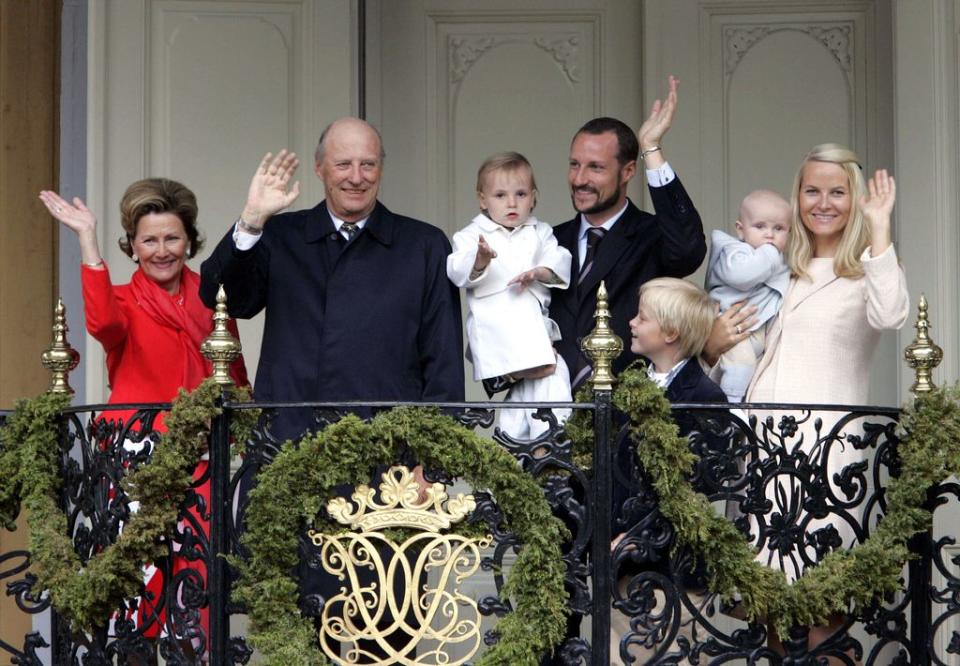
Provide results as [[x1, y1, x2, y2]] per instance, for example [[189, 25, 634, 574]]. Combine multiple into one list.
[[786, 143, 868, 279], [638, 278, 716, 360], [476, 151, 538, 202]]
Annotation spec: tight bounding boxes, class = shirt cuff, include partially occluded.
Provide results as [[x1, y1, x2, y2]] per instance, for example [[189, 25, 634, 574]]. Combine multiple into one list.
[[646, 162, 676, 187], [232, 221, 262, 251]]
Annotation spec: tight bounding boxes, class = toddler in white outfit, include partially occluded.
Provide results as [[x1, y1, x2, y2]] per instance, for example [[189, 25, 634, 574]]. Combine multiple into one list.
[[447, 152, 572, 439], [705, 190, 792, 402]]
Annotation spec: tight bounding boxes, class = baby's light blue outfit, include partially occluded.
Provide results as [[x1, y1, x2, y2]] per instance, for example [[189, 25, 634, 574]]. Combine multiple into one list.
[[705, 230, 790, 402]]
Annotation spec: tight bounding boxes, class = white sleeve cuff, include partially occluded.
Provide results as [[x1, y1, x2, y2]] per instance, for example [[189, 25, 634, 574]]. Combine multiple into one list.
[[232, 221, 262, 251], [860, 243, 896, 263], [645, 162, 676, 187]]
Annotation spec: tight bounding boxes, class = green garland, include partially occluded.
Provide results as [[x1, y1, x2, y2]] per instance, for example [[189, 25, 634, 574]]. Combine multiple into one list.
[[570, 367, 960, 636], [7, 365, 952, 652], [233, 407, 569, 666], [0, 379, 256, 633]]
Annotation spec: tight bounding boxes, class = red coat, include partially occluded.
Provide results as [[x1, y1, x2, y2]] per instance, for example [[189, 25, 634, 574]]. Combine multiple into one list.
[[82, 263, 248, 414], [82, 262, 248, 642]]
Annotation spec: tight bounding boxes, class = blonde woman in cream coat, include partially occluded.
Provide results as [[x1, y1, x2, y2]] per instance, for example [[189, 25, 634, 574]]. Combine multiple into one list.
[[747, 145, 908, 421], [743, 144, 909, 661]]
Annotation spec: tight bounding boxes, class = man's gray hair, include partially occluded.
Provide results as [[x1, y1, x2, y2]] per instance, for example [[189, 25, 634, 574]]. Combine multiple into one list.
[[314, 119, 387, 164]]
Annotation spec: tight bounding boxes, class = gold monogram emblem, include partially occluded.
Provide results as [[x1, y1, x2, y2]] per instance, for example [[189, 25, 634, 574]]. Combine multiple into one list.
[[309, 466, 491, 664]]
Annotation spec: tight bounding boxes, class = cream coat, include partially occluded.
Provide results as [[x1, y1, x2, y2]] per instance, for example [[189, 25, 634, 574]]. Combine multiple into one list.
[[745, 244, 908, 579], [447, 214, 571, 380], [747, 244, 909, 405]]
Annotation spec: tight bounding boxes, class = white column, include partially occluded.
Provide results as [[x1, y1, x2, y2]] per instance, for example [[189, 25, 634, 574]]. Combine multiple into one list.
[[893, 0, 960, 394]]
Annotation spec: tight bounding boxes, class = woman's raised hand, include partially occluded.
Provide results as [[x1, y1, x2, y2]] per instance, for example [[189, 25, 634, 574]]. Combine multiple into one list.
[[701, 302, 758, 367], [860, 169, 895, 255], [39, 191, 104, 266], [241, 150, 302, 229], [39, 191, 97, 235]]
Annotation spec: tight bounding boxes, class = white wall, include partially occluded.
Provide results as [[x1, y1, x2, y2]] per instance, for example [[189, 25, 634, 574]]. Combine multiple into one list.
[[85, 0, 358, 398], [893, 0, 960, 393]]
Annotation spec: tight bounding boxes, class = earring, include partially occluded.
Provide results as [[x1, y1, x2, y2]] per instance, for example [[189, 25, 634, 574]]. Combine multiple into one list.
[[132, 254, 140, 263]]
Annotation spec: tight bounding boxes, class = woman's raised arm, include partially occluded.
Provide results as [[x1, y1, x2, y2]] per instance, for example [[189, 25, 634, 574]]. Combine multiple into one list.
[[39, 191, 104, 268]]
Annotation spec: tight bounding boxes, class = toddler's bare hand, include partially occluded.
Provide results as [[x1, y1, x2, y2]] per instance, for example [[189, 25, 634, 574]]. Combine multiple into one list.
[[508, 266, 552, 290], [473, 235, 497, 272]]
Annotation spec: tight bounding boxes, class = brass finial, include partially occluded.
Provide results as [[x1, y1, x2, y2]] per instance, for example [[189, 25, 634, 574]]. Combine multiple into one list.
[[200, 285, 242, 386], [904, 294, 943, 394], [581, 281, 623, 392], [41, 298, 80, 395]]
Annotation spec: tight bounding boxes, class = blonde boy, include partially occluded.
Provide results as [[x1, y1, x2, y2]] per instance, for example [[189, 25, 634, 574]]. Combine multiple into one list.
[[612, 278, 726, 660]]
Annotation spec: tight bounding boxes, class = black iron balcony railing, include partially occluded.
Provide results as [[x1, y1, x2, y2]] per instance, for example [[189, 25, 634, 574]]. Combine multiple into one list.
[[0, 291, 951, 665], [1, 398, 955, 665]]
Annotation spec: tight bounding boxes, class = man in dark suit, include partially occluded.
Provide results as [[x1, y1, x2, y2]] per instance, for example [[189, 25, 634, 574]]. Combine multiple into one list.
[[549, 76, 706, 390], [200, 117, 464, 438]]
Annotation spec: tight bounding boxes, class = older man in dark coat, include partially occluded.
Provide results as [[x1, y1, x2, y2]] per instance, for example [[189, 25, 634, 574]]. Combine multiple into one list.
[[200, 117, 464, 438], [200, 118, 463, 660]]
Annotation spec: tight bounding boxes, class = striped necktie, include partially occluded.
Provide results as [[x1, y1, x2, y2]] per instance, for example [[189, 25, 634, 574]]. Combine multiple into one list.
[[578, 226, 606, 285]]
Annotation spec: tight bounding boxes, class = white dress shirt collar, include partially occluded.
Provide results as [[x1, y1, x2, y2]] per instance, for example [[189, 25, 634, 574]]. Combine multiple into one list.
[[645, 357, 688, 389], [577, 200, 630, 242]]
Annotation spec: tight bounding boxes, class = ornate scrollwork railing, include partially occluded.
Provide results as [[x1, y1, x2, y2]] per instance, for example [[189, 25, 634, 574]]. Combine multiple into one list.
[[0, 292, 953, 665], [3, 395, 957, 665]]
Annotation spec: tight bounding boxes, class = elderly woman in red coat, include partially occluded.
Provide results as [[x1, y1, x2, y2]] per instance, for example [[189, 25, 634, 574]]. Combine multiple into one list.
[[40, 179, 247, 659]]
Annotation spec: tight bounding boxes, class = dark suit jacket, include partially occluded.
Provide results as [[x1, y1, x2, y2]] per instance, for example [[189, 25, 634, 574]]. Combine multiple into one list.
[[614, 360, 728, 590], [664, 357, 729, 439], [200, 201, 464, 438], [549, 179, 706, 380]]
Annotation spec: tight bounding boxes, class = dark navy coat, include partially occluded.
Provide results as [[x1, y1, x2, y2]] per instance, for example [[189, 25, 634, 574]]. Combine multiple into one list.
[[200, 200, 464, 437]]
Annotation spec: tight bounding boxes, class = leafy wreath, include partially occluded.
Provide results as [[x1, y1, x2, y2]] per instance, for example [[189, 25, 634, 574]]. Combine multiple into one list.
[[232, 407, 569, 666], [9, 365, 950, 654], [0, 379, 256, 633], [567, 366, 960, 636]]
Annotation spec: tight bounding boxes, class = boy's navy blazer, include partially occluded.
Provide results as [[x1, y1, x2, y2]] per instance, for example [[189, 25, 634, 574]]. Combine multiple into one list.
[[614, 359, 728, 530], [664, 357, 728, 404]]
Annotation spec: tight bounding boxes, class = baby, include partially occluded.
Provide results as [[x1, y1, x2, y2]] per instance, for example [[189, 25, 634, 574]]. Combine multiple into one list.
[[705, 189, 792, 402], [447, 152, 572, 439]]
